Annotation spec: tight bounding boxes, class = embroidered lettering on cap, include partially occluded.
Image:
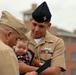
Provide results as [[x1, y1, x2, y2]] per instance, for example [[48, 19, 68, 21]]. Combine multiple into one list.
[[32, 1, 52, 22], [43, 16, 47, 21]]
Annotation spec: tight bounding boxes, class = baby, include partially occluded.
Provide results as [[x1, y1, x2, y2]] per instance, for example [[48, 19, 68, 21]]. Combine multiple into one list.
[[13, 36, 42, 75], [13, 36, 35, 66]]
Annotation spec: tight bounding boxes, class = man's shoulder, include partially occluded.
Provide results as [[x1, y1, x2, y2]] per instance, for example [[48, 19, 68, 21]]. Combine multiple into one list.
[[51, 34, 61, 39], [52, 34, 63, 42], [46, 31, 61, 39], [46, 31, 63, 42]]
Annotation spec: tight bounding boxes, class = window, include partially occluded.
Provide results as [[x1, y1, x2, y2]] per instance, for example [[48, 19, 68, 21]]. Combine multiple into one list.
[[24, 15, 31, 21], [72, 37, 76, 44], [71, 69, 76, 75], [71, 52, 76, 61], [24, 15, 29, 21], [63, 37, 68, 44]]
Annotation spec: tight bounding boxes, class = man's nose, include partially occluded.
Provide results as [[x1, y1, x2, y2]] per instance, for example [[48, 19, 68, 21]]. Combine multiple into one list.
[[35, 26, 39, 31]]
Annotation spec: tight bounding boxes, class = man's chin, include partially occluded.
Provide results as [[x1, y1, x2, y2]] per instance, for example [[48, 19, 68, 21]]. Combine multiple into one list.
[[34, 36, 41, 39]]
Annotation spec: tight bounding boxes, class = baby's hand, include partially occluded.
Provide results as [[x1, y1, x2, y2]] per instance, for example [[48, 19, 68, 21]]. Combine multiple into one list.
[[31, 58, 41, 67], [39, 63, 44, 66], [25, 71, 38, 75]]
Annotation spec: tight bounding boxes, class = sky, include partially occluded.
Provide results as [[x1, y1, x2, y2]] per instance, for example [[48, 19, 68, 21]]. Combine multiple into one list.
[[0, 0, 76, 32]]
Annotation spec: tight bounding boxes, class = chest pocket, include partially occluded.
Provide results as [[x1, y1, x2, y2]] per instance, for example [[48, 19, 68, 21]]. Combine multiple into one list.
[[39, 48, 53, 63]]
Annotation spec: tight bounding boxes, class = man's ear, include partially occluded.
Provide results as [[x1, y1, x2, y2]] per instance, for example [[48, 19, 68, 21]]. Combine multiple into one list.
[[48, 23, 51, 28], [4, 31, 12, 44], [6, 31, 12, 39], [30, 18, 33, 22]]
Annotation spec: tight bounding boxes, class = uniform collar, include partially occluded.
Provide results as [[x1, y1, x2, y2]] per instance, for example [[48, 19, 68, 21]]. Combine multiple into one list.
[[44, 31, 53, 43], [26, 31, 53, 45], [26, 31, 37, 45]]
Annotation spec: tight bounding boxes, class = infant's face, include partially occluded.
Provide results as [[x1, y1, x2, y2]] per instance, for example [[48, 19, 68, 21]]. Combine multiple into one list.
[[14, 40, 29, 55]]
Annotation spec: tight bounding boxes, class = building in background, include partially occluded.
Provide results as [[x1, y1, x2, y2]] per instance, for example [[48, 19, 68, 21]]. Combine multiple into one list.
[[22, 3, 37, 30], [22, 3, 76, 75]]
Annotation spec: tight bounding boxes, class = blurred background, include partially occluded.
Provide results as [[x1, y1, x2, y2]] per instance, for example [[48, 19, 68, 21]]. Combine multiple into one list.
[[0, 0, 76, 32], [0, 0, 76, 75]]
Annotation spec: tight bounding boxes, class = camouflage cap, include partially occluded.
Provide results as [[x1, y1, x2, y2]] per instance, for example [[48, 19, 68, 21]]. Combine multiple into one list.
[[0, 10, 27, 37]]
